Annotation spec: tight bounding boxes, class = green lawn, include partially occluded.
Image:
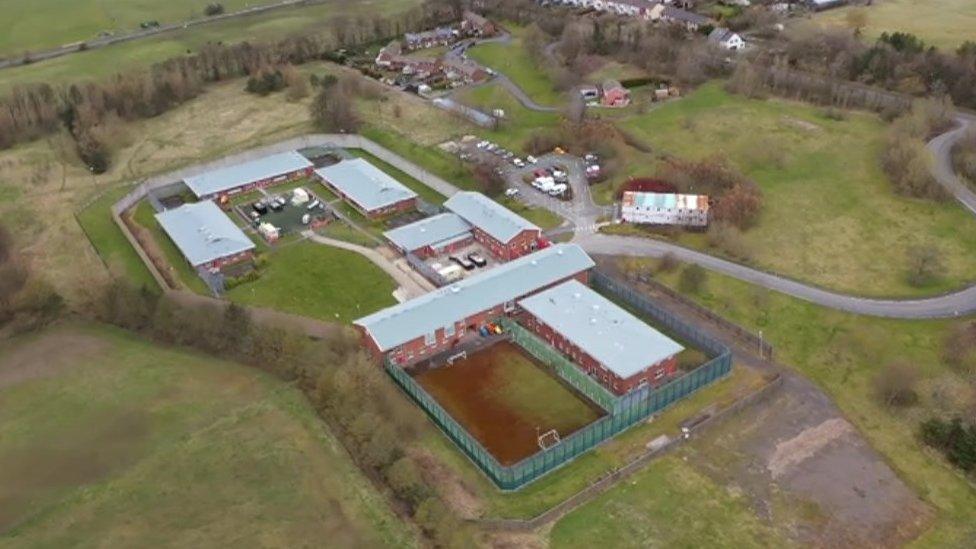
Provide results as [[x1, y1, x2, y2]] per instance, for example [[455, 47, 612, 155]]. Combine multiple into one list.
[[455, 82, 561, 150], [550, 455, 784, 548], [0, 0, 423, 92], [225, 240, 397, 322], [817, 0, 976, 51], [76, 187, 159, 291], [466, 25, 563, 107], [500, 197, 563, 231], [362, 126, 480, 191], [615, 82, 976, 297], [637, 258, 976, 547], [132, 200, 212, 294], [317, 220, 379, 248], [0, 323, 413, 546]]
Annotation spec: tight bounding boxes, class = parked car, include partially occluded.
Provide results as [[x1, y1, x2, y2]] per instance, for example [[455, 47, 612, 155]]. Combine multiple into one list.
[[512, 157, 525, 167], [503, 151, 514, 160], [476, 140, 489, 149], [584, 153, 598, 162], [306, 199, 321, 210], [485, 143, 498, 152], [249, 210, 261, 220], [504, 187, 520, 197], [467, 252, 487, 267], [253, 202, 268, 214], [449, 255, 475, 270], [548, 183, 568, 196], [526, 155, 538, 164]]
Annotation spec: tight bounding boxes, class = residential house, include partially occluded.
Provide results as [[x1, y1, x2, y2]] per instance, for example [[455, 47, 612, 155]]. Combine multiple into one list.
[[461, 10, 497, 36], [658, 5, 711, 30], [404, 27, 458, 51], [601, 79, 630, 107], [708, 27, 745, 50]]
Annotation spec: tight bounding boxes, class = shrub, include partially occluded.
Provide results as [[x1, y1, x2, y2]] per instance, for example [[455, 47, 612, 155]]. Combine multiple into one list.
[[905, 244, 945, 287], [678, 264, 707, 294], [920, 417, 976, 472], [204, 3, 225, 16], [706, 222, 753, 261], [874, 361, 919, 408], [657, 252, 679, 274]]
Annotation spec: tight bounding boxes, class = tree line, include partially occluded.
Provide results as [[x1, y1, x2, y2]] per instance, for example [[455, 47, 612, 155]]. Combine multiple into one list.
[[93, 279, 475, 547], [0, 225, 64, 334], [0, 0, 461, 171]]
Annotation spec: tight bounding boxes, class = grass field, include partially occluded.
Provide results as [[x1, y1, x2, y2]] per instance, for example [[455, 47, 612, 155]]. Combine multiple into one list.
[[817, 0, 976, 51], [414, 341, 603, 465], [76, 187, 159, 290], [225, 240, 397, 322], [635, 258, 976, 546], [0, 0, 255, 56], [0, 0, 423, 92], [0, 323, 413, 546], [454, 82, 562, 150], [615, 82, 976, 297], [550, 455, 785, 548], [466, 25, 563, 107]]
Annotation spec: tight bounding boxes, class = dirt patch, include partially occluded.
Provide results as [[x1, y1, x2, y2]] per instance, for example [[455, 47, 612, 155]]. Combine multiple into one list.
[[408, 447, 485, 520], [781, 116, 821, 132], [0, 329, 109, 390], [767, 417, 854, 480]]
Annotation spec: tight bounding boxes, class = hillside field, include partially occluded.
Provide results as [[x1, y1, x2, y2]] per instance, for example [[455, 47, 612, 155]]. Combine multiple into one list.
[[0, 324, 413, 546], [816, 0, 976, 51]]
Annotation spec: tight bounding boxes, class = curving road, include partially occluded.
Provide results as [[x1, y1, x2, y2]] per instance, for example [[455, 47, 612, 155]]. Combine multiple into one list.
[[518, 115, 976, 319]]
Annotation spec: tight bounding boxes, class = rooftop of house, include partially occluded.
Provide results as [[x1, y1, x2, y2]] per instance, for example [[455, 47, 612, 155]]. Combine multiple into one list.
[[355, 244, 595, 352], [444, 191, 540, 243], [518, 279, 684, 379], [383, 213, 473, 252], [182, 151, 313, 198], [154, 201, 255, 267], [315, 158, 418, 212]]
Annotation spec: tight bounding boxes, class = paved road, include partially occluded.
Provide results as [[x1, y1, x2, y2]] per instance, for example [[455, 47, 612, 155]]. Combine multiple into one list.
[[508, 115, 976, 319]]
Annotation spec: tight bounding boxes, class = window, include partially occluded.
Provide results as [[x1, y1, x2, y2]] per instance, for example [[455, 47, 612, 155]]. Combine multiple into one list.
[[443, 323, 455, 338], [424, 332, 436, 347]]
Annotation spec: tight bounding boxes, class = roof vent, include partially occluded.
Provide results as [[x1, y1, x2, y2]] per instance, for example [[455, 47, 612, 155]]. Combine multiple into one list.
[[589, 318, 597, 324], [530, 259, 538, 266], [573, 292, 581, 299], [450, 285, 461, 293], [557, 248, 564, 255]]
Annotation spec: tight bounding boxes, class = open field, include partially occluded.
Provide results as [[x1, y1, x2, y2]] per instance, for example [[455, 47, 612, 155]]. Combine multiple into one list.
[[454, 82, 562, 150], [0, 323, 413, 546], [0, 0, 255, 56], [466, 25, 563, 107], [614, 82, 976, 297], [0, 0, 422, 92], [636, 257, 976, 546], [225, 240, 397, 322], [816, 0, 976, 51], [550, 454, 785, 548], [414, 341, 603, 465]]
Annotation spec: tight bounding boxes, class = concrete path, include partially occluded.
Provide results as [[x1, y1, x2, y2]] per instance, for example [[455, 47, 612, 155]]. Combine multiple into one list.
[[304, 231, 433, 300]]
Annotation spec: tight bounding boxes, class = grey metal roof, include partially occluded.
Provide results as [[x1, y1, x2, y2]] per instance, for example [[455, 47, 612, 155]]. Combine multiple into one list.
[[383, 213, 473, 252], [183, 151, 312, 198], [519, 279, 684, 379], [663, 6, 710, 24], [155, 201, 255, 267], [316, 158, 418, 212], [355, 244, 595, 351], [708, 27, 734, 42], [445, 192, 540, 243]]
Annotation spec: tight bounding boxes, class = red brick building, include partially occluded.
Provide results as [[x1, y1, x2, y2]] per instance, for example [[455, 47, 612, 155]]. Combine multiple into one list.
[[518, 279, 683, 395], [445, 191, 543, 261], [355, 244, 594, 364], [183, 151, 314, 202], [383, 213, 475, 259], [315, 158, 418, 219], [154, 201, 257, 274]]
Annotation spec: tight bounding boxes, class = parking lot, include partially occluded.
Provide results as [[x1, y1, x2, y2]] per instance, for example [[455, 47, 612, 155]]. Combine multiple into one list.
[[422, 240, 497, 283], [232, 186, 334, 243]]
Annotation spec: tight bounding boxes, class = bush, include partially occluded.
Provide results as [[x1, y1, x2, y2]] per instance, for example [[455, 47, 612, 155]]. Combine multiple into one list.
[[245, 67, 286, 96], [706, 222, 753, 261], [657, 252, 679, 274], [874, 361, 919, 408], [678, 264, 707, 294], [204, 3, 225, 16], [224, 269, 261, 290], [943, 321, 976, 374], [920, 417, 976, 472], [905, 244, 945, 287]]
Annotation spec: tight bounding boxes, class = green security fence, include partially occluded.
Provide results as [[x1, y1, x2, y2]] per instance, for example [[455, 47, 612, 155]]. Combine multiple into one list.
[[385, 270, 733, 491], [496, 316, 618, 413]]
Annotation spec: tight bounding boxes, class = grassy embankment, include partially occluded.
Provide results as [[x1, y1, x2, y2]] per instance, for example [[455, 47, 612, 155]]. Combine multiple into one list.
[[611, 82, 976, 297], [0, 323, 414, 546]]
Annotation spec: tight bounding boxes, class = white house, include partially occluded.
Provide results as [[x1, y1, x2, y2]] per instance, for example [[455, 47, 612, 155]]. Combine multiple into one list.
[[708, 27, 746, 50]]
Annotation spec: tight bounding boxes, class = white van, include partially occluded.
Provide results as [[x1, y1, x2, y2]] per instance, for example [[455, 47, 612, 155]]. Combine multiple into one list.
[[437, 264, 464, 282]]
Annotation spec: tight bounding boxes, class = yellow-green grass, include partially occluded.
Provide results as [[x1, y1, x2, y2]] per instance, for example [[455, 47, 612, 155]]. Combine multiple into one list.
[[225, 240, 397, 322], [132, 200, 212, 295], [638, 259, 976, 547], [0, 323, 413, 546], [317, 220, 379, 248], [466, 25, 563, 107], [500, 197, 563, 231], [615, 81, 976, 297], [549, 455, 785, 548], [362, 126, 481, 190], [816, 0, 976, 51], [586, 60, 651, 84], [0, 0, 423, 92], [349, 149, 447, 205], [455, 82, 562, 150], [424, 363, 766, 519], [76, 187, 159, 291], [0, 0, 254, 56]]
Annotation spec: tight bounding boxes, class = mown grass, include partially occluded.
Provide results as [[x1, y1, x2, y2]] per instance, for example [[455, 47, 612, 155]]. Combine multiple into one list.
[[225, 240, 396, 322], [614, 81, 976, 297], [549, 455, 785, 548], [75, 187, 159, 291], [454, 82, 561, 150], [466, 25, 563, 107], [816, 0, 976, 51], [640, 259, 976, 547], [0, 323, 414, 546]]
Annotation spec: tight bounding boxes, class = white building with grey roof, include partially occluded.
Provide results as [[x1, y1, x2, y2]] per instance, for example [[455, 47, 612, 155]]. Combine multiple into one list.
[[316, 158, 418, 218], [154, 200, 256, 271]]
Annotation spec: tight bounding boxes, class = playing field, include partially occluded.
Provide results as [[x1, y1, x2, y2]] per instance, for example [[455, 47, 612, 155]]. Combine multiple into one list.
[[413, 341, 603, 465], [0, 324, 413, 546], [817, 0, 976, 51]]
